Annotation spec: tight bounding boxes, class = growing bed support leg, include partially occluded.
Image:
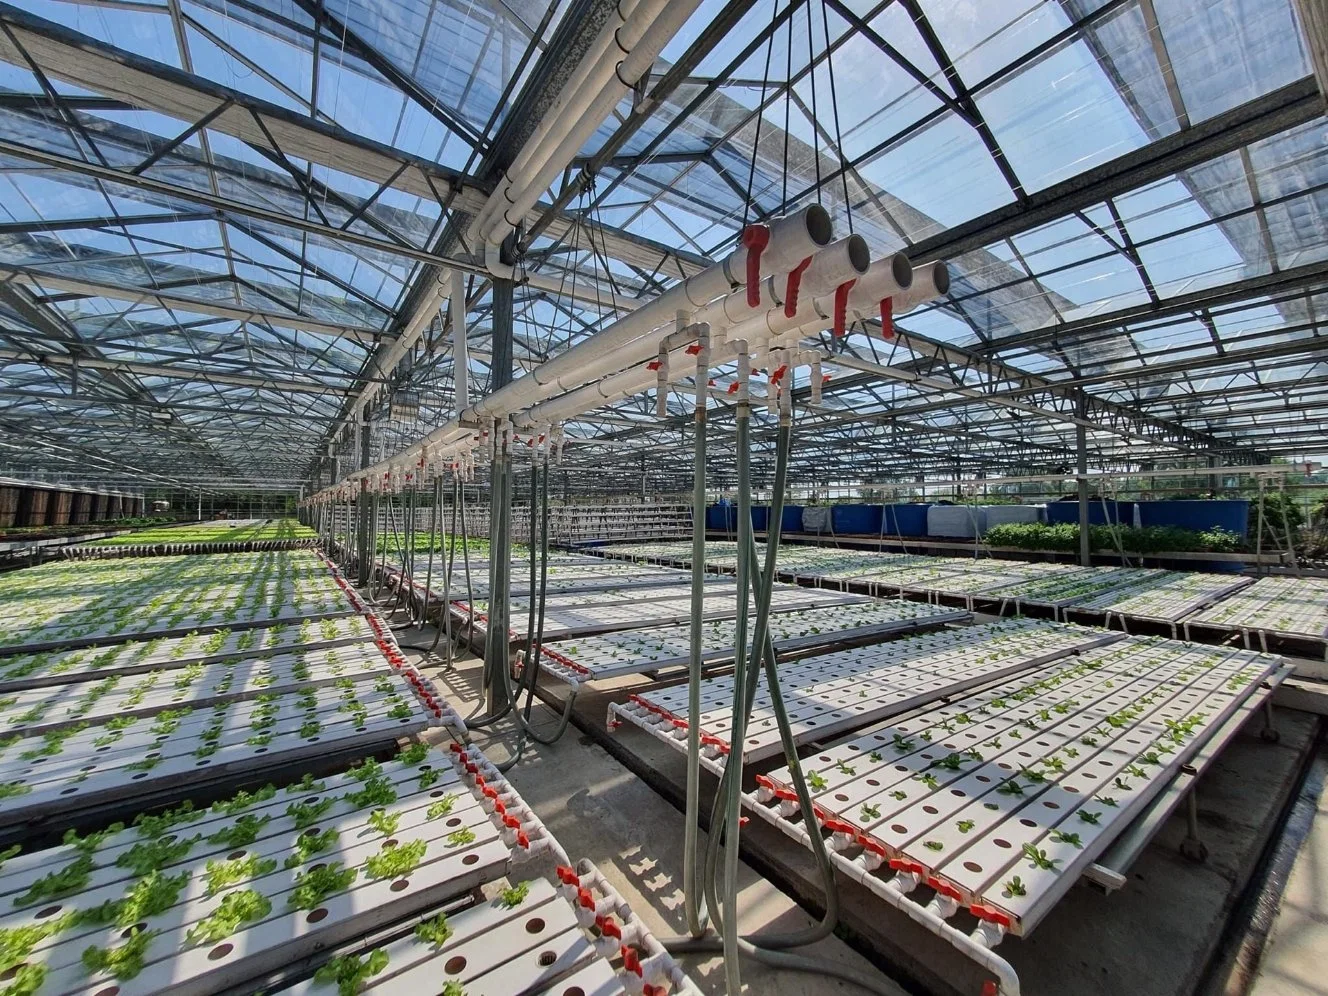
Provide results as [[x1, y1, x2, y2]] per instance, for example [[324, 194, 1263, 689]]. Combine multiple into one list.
[[1180, 787, 1209, 862], [1260, 699, 1280, 743]]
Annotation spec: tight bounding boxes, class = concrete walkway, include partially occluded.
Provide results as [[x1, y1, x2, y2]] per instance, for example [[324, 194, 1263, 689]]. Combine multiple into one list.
[[410, 640, 901, 996]]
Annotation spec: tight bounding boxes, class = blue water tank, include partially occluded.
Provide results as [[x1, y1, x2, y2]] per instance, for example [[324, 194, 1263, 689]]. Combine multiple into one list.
[[705, 504, 729, 531], [1045, 500, 1134, 526], [886, 504, 931, 537], [1137, 499, 1249, 538], [751, 506, 769, 531], [831, 504, 883, 534], [781, 505, 804, 533]]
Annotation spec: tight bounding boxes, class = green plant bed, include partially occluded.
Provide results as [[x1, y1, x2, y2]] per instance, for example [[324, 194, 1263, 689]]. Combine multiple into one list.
[[90, 519, 314, 547], [984, 522, 1244, 555]]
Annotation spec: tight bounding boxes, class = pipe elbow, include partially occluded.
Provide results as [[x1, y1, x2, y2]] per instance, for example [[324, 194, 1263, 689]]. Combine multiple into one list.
[[484, 241, 516, 280]]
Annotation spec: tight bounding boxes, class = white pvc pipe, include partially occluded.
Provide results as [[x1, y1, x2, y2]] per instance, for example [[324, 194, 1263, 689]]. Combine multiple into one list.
[[479, 0, 653, 238], [482, 0, 704, 245], [798, 235, 870, 300], [845, 252, 914, 313], [451, 268, 468, 412], [888, 260, 950, 315]]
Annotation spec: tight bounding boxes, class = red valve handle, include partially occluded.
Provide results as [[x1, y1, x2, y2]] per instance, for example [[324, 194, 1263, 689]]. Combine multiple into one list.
[[646, 360, 661, 371], [969, 904, 1012, 928], [685, 343, 703, 355], [927, 876, 963, 901], [833, 279, 856, 336], [889, 857, 926, 875], [783, 257, 813, 318], [770, 364, 788, 384], [556, 865, 579, 886], [621, 946, 643, 976], [879, 296, 894, 339], [742, 225, 771, 307], [727, 382, 739, 394]]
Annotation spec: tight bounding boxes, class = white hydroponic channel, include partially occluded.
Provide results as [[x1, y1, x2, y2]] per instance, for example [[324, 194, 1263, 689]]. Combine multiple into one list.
[[470, 585, 869, 640], [0, 552, 355, 651], [750, 636, 1288, 936], [0, 615, 374, 690], [1072, 571, 1254, 622], [0, 657, 433, 826], [0, 748, 529, 996], [1188, 576, 1328, 639], [612, 619, 1119, 764], [536, 599, 969, 686]]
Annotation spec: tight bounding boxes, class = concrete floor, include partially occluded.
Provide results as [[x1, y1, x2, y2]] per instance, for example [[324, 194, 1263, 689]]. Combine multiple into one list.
[[400, 630, 897, 996], [385, 602, 1323, 996], [1242, 752, 1328, 996]]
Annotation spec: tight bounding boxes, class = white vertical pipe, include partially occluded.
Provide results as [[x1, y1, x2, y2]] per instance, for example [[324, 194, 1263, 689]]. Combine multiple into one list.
[[451, 268, 468, 413]]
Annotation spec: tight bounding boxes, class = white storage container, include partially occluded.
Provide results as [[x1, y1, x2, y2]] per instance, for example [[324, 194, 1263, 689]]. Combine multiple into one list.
[[927, 505, 986, 538], [801, 506, 833, 534]]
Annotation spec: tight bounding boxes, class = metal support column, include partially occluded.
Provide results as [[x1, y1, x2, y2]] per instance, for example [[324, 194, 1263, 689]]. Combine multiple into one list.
[[486, 274, 516, 715], [1077, 391, 1091, 567], [356, 406, 373, 586]]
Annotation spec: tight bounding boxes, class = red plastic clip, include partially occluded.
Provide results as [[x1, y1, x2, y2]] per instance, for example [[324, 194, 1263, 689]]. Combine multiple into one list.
[[621, 946, 644, 977], [833, 279, 856, 336], [969, 904, 1012, 929], [857, 835, 887, 857], [783, 257, 813, 318], [927, 877, 963, 901], [556, 866, 580, 887], [741, 225, 771, 307], [879, 296, 894, 339]]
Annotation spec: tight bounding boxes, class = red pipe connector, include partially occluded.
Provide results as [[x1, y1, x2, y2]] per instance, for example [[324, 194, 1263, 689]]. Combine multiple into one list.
[[879, 296, 894, 339], [783, 256, 813, 318], [741, 225, 771, 307]]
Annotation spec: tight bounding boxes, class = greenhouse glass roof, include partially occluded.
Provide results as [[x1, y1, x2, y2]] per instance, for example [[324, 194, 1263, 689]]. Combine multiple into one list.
[[0, 0, 1322, 491]]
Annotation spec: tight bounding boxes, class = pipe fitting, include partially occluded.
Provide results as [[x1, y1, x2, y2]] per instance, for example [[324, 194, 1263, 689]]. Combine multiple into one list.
[[889, 259, 950, 315], [799, 235, 871, 303]]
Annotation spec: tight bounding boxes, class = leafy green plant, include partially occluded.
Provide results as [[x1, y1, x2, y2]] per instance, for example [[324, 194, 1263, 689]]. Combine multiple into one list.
[[399, 742, 429, 765], [287, 797, 335, 830], [288, 862, 357, 910], [365, 839, 427, 880], [860, 803, 881, 821], [186, 889, 272, 946], [82, 927, 155, 981], [134, 800, 204, 839], [116, 834, 201, 876], [1002, 876, 1026, 898], [204, 855, 277, 897], [78, 870, 189, 929], [207, 815, 272, 850], [313, 949, 388, 996], [367, 810, 400, 836], [211, 785, 276, 816], [807, 772, 828, 791], [500, 881, 530, 908], [414, 913, 453, 946], [427, 795, 457, 820], [446, 828, 476, 848], [285, 773, 327, 795], [285, 828, 340, 869], [344, 778, 397, 809], [1020, 843, 1060, 871], [15, 854, 93, 907]]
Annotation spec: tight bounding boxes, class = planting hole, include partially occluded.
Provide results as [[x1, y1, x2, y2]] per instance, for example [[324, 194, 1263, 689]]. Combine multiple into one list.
[[1043, 801, 1060, 810], [446, 817, 462, 828], [208, 943, 233, 961], [923, 805, 938, 815], [866, 779, 880, 787], [563, 988, 586, 996], [994, 839, 1011, 849], [538, 951, 558, 967], [131, 773, 148, 781], [963, 861, 983, 873], [60, 787, 78, 796], [525, 917, 545, 934], [0, 965, 23, 982], [121, 923, 147, 939], [1019, 818, 1037, 828], [835, 794, 849, 802], [92, 989, 118, 996], [306, 909, 328, 924], [390, 879, 409, 892], [35, 906, 61, 919], [891, 824, 908, 834], [429, 790, 444, 798], [462, 854, 479, 866], [444, 957, 466, 975]]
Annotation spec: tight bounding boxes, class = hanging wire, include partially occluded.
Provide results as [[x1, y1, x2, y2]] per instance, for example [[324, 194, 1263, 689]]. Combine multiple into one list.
[[741, 0, 782, 229], [806, 0, 821, 203], [819, 0, 853, 233], [781, 4, 793, 212]]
